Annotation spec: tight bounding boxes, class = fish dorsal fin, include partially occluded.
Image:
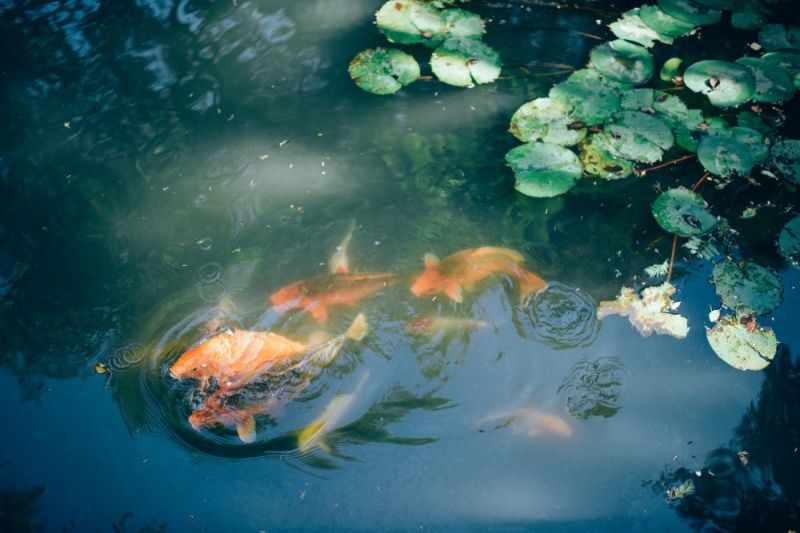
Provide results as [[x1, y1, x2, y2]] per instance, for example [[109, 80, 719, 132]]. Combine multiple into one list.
[[423, 253, 439, 269], [236, 414, 257, 443]]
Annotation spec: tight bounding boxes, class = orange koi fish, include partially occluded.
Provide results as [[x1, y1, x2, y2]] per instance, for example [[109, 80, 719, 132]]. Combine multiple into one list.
[[407, 315, 488, 335], [410, 247, 547, 303], [478, 407, 572, 438]]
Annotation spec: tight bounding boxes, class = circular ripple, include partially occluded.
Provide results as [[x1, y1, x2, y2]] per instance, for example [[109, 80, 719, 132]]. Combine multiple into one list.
[[557, 356, 626, 420], [107, 342, 147, 374], [524, 282, 601, 349], [197, 262, 222, 284]]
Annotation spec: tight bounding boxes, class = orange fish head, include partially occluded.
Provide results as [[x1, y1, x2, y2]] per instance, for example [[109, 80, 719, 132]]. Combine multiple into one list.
[[269, 280, 305, 310], [410, 254, 442, 298], [169, 339, 222, 383]]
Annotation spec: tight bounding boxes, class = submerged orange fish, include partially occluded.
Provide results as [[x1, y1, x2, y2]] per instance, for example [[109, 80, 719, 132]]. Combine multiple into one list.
[[478, 407, 572, 438], [410, 247, 546, 303], [407, 315, 488, 335]]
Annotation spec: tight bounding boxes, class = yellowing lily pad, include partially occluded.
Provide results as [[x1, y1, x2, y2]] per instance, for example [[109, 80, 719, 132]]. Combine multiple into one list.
[[430, 37, 501, 87], [590, 39, 654, 85], [769, 139, 800, 183], [348, 48, 420, 95], [549, 69, 622, 126], [580, 140, 634, 180], [376, 0, 445, 45], [712, 260, 783, 317], [706, 316, 776, 371], [652, 187, 717, 237], [506, 142, 582, 198], [509, 97, 586, 146], [779, 215, 800, 266], [597, 282, 689, 339], [684, 60, 755, 107]]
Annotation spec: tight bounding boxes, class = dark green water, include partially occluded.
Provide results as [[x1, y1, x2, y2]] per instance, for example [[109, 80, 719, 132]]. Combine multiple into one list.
[[1, 0, 799, 530]]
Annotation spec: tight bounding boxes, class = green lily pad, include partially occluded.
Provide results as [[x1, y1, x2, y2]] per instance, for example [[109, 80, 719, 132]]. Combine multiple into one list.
[[714, 126, 768, 164], [348, 48, 421, 95], [737, 110, 782, 135], [706, 316, 777, 371], [441, 8, 484, 40], [697, 134, 755, 176], [652, 187, 717, 237], [509, 97, 586, 146], [621, 88, 655, 111], [674, 116, 727, 153], [712, 260, 783, 316], [731, 9, 766, 31], [639, 5, 696, 37], [657, 0, 721, 26], [590, 39, 654, 85], [653, 92, 704, 130], [549, 69, 622, 126], [759, 24, 800, 52], [761, 52, 800, 89], [595, 111, 674, 164], [684, 60, 755, 107], [660, 57, 684, 82], [376, 0, 445, 46], [506, 142, 583, 198], [735, 57, 796, 103], [769, 139, 800, 184], [580, 141, 634, 180], [430, 37, 501, 87], [610, 8, 674, 48], [779, 215, 800, 266]]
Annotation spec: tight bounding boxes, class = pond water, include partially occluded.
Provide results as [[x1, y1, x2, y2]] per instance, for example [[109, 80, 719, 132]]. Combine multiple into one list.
[[1, 0, 799, 530]]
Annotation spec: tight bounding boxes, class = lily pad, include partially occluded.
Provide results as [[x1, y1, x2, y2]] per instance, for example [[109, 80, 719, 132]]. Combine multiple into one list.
[[509, 97, 586, 146], [731, 9, 766, 31], [697, 134, 755, 176], [706, 316, 777, 371], [657, 0, 721, 26], [348, 48, 421, 95], [595, 111, 674, 164], [737, 110, 782, 135], [652, 187, 717, 237], [549, 69, 622, 126], [597, 282, 689, 339], [621, 88, 655, 111], [761, 52, 800, 89], [712, 260, 783, 317], [430, 37, 501, 87], [590, 39, 654, 85], [660, 57, 684, 82], [684, 60, 755, 107], [639, 5, 696, 37], [713, 126, 768, 164], [769, 139, 800, 183], [779, 215, 800, 266], [735, 57, 796, 103], [441, 8, 484, 40], [580, 141, 635, 180], [759, 24, 800, 53], [674, 117, 727, 153], [506, 142, 582, 198], [376, 0, 445, 46], [610, 8, 674, 48], [653, 91, 704, 130]]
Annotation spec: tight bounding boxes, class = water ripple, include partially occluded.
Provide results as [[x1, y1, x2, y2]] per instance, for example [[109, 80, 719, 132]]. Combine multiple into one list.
[[557, 357, 627, 420], [523, 282, 601, 349]]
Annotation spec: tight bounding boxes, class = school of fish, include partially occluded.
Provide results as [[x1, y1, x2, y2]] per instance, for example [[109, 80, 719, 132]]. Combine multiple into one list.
[[169, 224, 549, 442]]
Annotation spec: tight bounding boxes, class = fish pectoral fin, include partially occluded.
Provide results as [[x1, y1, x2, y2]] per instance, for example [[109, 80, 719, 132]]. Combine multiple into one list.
[[236, 415, 257, 444], [444, 284, 464, 303]]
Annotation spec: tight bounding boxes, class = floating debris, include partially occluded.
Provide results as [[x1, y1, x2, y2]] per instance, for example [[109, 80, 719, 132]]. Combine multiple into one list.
[[597, 282, 689, 339], [666, 480, 695, 502]]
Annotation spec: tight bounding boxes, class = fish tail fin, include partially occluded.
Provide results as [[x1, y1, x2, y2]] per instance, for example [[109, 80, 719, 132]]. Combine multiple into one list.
[[235, 414, 257, 443], [345, 313, 368, 341], [297, 420, 327, 453], [519, 270, 547, 302]]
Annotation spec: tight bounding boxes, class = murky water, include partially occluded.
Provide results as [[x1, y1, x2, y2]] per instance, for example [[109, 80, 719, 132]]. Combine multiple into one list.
[[2, 0, 799, 530]]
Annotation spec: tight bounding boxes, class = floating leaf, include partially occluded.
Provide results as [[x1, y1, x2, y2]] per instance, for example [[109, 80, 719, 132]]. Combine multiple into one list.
[[375, 0, 445, 46], [590, 39, 654, 85], [712, 260, 783, 317], [509, 97, 586, 146], [94, 362, 109, 374], [769, 139, 800, 183], [684, 60, 755, 107], [610, 8, 673, 48], [597, 282, 689, 339], [706, 316, 777, 371], [714, 126, 768, 164], [621, 88, 655, 111], [674, 116, 727, 153], [731, 9, 766, 31], [735, 57, 796, 103], [778, 215, 800, 266], [348, 48, 421, 95], [440, 8, 484, 40], [549, 69, 622, 126], [761, 51, 800, 89], [652, 187, 717, 237], [660, 57, 684, 81], [594, 111, 674, 164], [697, 134, 755, 176], [736, 110, 782, 135], [430, 37, 501, 87], [580, 141, 634, 180], [639, 5, 696, 37], [666, 480, 696, 501], [653, 91, 703, 130], [506, 142, 582, 198], [657, 0, 721, 26], [758, 24, 800, 52]]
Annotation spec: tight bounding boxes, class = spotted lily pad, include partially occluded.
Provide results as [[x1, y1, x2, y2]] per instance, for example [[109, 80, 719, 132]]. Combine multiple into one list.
[[761, 52, 800, 89], [653, 91, 704, 130], [580, 141, 634, 180], [758, 24, 800, 53], [697, 134, 755, 176], [509, 97, 586, 146], [657, 0, 722, 26], [610, 8, 674, 48], [684, 60, 755, 107], [706, 316, 776, 371], [348, 48, 421, 95], [440, 8, 484, 40], [506, 142, 582, 198], [769, 139, 800, 183], [430, 37, 501, 87], [549, 69, 622, 126], [590, 39, 654, 85], [639, 5, 696, 37], [712, 260, 783, 317], [713, 126, 768, 164], [779, 215, 800, 266], [735, 57, 796, 103], [652, 187, 717, 237], [597, 282, 689, 339], [621, 88, 655, 111], [595, 111, 674, 164], [376, 0, 445, 46]]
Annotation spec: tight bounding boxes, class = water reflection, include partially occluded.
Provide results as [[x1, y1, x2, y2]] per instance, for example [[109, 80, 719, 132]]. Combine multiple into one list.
[[557, 356, 626, 420]]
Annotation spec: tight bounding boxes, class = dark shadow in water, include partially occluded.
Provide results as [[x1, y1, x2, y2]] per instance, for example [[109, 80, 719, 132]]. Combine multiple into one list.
[[656, 347, 800, 531], [0, 481, 45, 532]]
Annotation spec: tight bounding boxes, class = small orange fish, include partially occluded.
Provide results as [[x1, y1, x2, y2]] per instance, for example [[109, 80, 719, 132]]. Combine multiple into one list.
[[410, 247, 546, 303], [479, 407, 572, 438], [269, 272, 397, 322], [407, 316, 488, 334]]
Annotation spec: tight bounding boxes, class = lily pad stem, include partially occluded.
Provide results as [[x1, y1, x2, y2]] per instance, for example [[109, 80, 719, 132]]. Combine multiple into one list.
[[638, 154, 696, 175], [691, 171, 710, 192], [666, 234, 678, 283]]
